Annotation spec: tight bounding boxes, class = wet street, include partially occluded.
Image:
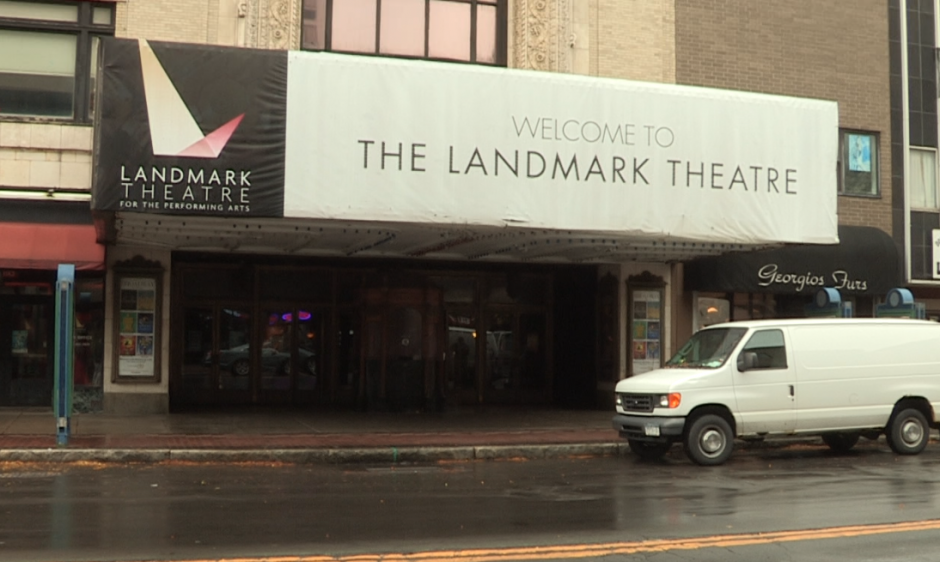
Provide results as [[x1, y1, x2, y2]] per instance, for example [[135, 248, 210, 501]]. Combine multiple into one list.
[[3, 440, 940, 562]]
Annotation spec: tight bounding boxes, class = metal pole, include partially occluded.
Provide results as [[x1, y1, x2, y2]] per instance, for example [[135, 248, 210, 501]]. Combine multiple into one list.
[[54, 264, 75, 447]]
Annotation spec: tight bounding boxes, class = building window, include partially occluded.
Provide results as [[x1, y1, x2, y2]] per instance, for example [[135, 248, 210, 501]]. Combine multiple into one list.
[[0, 0, 114, 122], [301, 0, 505, 66], [910, 147, 938, 210], [838, 130, 880, 197]]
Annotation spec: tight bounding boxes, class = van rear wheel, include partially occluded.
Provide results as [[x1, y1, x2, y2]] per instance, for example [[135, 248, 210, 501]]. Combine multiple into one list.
[[628, 439, 671, 461], [886, 408, 929, 455], [822, 432, 860, 453], [684, 413, 734, 466]]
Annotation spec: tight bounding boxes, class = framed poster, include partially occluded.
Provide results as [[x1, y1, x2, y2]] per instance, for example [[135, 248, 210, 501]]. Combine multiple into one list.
[[627, 273, 665, 376], [112, 266, 162, 382]]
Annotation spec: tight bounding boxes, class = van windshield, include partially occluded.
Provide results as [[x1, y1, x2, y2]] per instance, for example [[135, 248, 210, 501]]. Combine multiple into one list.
[[665, 327, 747, 369]]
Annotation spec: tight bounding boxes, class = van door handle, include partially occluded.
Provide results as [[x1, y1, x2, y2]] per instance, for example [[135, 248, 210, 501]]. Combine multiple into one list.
[[789, 385, 794, 397]]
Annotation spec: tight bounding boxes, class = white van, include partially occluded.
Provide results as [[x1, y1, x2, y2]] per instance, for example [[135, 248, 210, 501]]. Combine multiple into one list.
[[612, 318, 940, 465]]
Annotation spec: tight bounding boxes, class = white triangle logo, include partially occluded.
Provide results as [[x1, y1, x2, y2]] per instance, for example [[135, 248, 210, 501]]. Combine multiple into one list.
[[138, 39, 244, 158]]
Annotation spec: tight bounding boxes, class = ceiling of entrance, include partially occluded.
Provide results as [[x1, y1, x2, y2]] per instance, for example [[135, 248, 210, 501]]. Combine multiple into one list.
[[112, 213, 766, 264]]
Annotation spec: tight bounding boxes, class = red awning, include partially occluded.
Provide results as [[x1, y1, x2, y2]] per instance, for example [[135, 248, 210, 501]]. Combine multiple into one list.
[[0, 222, 105, 271]]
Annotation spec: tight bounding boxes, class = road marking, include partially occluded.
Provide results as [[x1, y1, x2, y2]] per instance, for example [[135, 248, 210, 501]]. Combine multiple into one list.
[[119, 519, 940, 562]]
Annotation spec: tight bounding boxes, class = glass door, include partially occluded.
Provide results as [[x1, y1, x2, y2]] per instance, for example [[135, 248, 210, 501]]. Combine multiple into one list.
[[259, 308, 292, 395], [295, 309, 324, 394], [483, 308, 548, 403], [384, 306, 425, 411], [258, 306, 326, 403], [0, 296, 54, 406], [216, 306, 252, 395], [177, 304, 252, 406], [360, 285, 443, 411], [444, 308, 478, 403], [335, 309, 361, 406]]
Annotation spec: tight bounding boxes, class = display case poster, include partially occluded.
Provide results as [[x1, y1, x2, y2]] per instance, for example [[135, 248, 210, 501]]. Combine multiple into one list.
[[632, 290, 662, 375], [11, 330, 27, 354], [118, 277, 156, 376]]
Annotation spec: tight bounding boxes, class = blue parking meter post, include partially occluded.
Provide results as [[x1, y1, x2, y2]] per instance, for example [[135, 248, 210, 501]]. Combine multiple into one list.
[[54, 264, 75, 447]]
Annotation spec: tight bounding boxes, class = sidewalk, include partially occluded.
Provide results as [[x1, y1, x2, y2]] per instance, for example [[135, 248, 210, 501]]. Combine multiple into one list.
[[0, 407, 626, 464]]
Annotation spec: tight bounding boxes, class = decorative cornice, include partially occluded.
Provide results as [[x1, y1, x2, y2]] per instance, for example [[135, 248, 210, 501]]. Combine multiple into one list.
[[242, 0, 300, 50], [557, 0, 571, 73], [243, 0, 260, 47], [512, 0, 572, 73]]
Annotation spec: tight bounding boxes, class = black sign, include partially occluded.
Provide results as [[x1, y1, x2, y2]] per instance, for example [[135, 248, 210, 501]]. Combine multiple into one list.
[[92, 39, 288, 217], [684, 226, 902, 296]]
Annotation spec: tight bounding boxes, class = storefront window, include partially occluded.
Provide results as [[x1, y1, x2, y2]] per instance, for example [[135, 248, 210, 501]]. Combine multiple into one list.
[[695, 296, 729, 332], [10, 303, 48, 378], [73, 276, 104, 411], [4, 301, 50, 407], [732, 293, 777, 321]]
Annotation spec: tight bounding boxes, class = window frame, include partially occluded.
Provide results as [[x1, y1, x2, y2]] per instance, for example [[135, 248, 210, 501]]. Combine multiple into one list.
[[909, 146, 939, 211], [837, 129, 881, 198], [0, 0, 115, 123], [302, 0, 507, 67], [739, 329, 788, 370]]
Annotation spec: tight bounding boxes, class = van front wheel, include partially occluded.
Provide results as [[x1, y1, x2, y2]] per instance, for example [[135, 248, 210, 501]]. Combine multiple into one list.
[[887, 408, 929, 455], [684, 413, 734, 466]]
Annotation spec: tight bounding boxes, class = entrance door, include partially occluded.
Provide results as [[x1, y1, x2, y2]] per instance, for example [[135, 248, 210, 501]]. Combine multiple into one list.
[[444, 308, 477, 403], [483, 308, 548, 403], [258, 306, 325, 403], [0, 296, 54, 406], [362, 286, 443, 411], [384, 306, 426, 411], [178, 304, 252, 406], [178, 304, 330, 406]]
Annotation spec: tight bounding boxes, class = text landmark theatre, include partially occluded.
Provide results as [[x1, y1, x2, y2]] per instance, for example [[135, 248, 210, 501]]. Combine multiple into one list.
[[357, 140, 799, 193], [119, 165, 254, 213]]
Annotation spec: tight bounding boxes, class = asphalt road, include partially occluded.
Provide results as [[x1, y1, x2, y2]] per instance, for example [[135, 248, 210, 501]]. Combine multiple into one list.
[[2, 439, 940, 562]]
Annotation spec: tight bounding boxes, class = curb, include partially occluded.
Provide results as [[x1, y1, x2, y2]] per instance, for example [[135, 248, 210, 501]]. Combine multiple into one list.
[[0, 443, 630, 465]]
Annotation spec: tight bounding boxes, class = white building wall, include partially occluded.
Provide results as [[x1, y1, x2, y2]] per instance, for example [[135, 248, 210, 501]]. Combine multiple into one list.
[[0, 123, 93, 195]]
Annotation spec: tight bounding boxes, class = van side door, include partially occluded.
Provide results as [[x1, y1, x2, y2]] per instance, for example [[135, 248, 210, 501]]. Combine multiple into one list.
[[731, 328, 796, 435]]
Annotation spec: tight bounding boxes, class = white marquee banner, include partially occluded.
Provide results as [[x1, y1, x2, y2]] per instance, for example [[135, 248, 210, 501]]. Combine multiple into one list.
[[284, 52, 838, 245]]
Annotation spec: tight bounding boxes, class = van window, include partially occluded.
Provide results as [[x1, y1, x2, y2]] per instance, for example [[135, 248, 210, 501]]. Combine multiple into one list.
[[741, 329, 787, 369], [666, 327, 747, 369]]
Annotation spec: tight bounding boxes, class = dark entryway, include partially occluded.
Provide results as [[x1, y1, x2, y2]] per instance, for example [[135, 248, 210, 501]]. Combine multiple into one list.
[[0, 294, 54, 407], [170, 257, 592, 411]]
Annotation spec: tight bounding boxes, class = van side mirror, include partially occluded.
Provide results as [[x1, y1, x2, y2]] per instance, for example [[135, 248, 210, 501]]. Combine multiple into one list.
[[738, 351, 758, 372]]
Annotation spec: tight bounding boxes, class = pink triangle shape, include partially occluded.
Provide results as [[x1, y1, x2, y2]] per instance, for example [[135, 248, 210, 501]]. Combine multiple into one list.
[[176, 114, 245, 158]]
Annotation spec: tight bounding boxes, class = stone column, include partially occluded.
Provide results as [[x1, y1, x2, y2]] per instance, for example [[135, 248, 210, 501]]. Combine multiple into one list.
[[512, 0, 577, 73], [242, 0, 302, 50]]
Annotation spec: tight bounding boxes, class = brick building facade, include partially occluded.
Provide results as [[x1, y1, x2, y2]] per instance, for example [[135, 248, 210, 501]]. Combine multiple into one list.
[[0, 1, 909, 414]]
